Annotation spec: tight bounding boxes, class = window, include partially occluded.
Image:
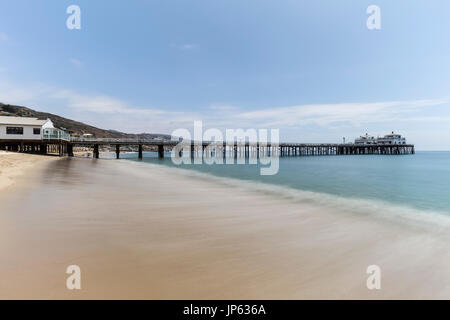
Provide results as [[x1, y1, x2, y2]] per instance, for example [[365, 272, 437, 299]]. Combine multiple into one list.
[[6, 127, 24, 135], [33, 128, 41, 135]]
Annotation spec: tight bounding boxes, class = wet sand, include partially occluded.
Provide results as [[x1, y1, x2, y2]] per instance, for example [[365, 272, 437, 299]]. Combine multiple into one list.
[[1, 157, 450, 299]]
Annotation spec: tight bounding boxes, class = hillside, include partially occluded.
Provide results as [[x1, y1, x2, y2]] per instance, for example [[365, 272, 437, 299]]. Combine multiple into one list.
[[0, 103, 171, 139]]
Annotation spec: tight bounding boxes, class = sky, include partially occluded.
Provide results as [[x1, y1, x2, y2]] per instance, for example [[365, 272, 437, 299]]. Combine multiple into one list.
[[1, 0, 450, 150]]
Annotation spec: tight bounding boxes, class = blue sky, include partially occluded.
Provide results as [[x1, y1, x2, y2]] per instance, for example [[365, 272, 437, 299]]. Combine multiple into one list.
[[1, 0, 450, 149]]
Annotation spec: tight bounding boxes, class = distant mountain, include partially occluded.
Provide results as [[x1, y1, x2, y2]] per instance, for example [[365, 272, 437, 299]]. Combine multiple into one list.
[[0, 103, 172, 139]]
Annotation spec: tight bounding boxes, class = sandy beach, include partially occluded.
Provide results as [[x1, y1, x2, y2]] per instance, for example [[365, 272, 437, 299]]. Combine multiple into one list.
[[0, 151, 58, 190], [1, 155, 450, 299]]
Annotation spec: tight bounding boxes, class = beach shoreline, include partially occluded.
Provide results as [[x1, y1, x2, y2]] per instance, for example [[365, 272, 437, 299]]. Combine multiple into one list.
[[1, 156, 449, 299]]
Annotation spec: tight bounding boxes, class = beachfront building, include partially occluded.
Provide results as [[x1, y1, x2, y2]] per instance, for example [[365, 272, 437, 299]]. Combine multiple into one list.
[[0, 116, 70, 141], [354, 132, 407, 145], [0, 116, 50, 140], [0, 116, 71, 155]]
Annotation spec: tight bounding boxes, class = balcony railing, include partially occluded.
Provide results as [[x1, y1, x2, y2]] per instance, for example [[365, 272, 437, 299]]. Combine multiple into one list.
[[43, 129, 71, 141]]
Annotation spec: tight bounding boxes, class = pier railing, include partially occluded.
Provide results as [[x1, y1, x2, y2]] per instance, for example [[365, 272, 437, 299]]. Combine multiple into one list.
[[43, 130, 71, 141], [70, 137, 168, 143], [70, 137, 357, 146]]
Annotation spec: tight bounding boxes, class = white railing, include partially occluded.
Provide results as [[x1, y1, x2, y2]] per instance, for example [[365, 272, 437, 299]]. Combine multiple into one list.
[[43, 129, 71, 141], [70, 137, 168, 143], [67, 137, 413, 147]]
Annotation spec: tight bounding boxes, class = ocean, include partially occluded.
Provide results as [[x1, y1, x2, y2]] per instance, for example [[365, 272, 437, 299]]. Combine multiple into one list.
[[120, 151, 450, 215]]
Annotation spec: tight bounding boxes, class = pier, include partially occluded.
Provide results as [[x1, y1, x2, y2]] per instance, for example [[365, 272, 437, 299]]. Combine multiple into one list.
[[0, 138, 414, 158]]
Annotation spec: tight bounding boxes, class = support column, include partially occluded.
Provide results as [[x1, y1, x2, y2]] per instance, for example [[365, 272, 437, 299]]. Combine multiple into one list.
[[116, 145, 120, 159], [158, 145, 164, 158], [40, 144, 47, 155], [93, 144, 99, 159], [138, 145, 143, 159], [68, 144, 74, 157]]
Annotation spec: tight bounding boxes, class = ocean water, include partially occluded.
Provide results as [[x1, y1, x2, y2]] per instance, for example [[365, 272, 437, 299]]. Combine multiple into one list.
[[119, 151, 450, 215]]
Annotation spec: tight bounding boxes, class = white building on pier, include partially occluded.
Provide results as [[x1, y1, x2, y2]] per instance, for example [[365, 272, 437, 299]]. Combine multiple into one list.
[[354, 132, 407, 145], [376, 132, 407, 145], [354, 133, 377, 145], [0, 116, 69, 141]]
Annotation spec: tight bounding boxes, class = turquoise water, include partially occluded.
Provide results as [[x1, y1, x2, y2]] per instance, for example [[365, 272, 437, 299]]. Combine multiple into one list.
[[121, 151, 450, 214]]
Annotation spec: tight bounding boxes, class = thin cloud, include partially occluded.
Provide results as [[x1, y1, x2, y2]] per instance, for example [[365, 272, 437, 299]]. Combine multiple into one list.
[[209, 104, 238, 111], [236, 100, 449, 127], [1, 78, 449, 138], [171, 43, 198, 51], [69, 58, 83, 68], [0, 80, 198, 133], [0, 81, 55, 106], [49, 89, 183, 118]]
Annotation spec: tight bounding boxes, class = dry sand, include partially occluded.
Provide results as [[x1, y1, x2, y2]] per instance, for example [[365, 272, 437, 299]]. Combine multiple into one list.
[[0, 156, 449, 299], [0, 151, 58, 190]]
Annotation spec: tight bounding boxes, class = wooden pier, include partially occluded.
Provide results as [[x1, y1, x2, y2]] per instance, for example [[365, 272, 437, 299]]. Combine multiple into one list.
[[0, 137, 415, 159], [67, 138, 414, 159], [0, 138, 415, 158]]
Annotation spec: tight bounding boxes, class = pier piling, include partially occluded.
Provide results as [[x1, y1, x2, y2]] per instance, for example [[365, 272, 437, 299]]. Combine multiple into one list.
[[158, 145, 164, 158], [93, 144, 99, 159]]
